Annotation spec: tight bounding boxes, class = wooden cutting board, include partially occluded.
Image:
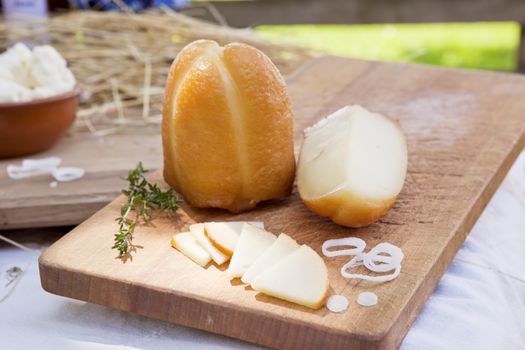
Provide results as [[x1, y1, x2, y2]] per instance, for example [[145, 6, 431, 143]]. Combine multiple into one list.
[[0, 131, 162, 230], [39, 56, 525, 350]]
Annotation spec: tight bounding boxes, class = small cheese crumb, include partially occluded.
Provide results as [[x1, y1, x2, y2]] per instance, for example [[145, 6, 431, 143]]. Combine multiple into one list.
[[357, 292, 378, 307]]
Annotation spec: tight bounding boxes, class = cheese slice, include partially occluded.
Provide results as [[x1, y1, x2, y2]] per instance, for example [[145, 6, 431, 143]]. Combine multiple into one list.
[[251, 245, 329, 310], [171, 232, 211, 267], [204, 221, 263, 256], [241, 233, 299, 285], [227, 224, 276, 278], [190, 223, 229, 265]]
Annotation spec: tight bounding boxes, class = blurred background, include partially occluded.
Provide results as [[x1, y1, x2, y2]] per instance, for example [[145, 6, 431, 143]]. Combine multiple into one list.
[[194, 0, 522, 72], [1, 0, 522, 72]]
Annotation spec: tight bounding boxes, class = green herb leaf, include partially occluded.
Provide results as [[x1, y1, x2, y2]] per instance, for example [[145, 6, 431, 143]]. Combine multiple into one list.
[[113, 162, 181, 257]]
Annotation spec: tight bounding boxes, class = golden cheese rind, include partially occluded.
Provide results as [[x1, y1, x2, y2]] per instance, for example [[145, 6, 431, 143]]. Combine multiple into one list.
[[162, 40, 295, 212]]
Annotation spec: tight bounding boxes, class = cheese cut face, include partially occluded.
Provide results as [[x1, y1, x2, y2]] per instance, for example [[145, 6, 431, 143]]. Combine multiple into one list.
[[227, 224, 276, 278], [204, 221, 264, 257], [171, 232, 211, 267], [297, 105, 408, 227], [189, 223, 229, 265], [190, 221, 263, 265], [241, 233, 299, 285], [251, 245, 329, 310]]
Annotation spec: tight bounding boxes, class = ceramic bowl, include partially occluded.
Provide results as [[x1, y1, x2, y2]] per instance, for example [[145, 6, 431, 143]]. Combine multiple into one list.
[[0, 87, 80, 158]]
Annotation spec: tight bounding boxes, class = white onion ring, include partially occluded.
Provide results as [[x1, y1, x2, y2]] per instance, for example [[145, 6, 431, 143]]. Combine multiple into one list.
[[342, 253, 364, 269], [340, 242, 404, 283], [7, 157, 62, 179], [22, 157, 61, 169], [51, 167, 85, 182], [341, 263, 401, 283], [7, 164, 49, 179], [6, 157, 84, 182], [343, 252, 393, 269], [363, 243, 403, 272], [322, 237, 366, 257]]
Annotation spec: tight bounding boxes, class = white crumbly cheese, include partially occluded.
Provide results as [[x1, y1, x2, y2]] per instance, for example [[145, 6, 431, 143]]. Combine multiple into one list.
[[0, 43, 76, 103], [0, 43, 33, 86], [30, 87, 56, 100], [0, 66, 12, 80], [31, 45, 76, 95], [0, 79, 32, 103]]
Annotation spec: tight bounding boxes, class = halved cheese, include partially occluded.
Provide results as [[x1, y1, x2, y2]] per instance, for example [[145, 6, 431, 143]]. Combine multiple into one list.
[[251, 245, 328, 310], [297, 105, 408, 227], [227, 224, 276, 278], [189, 223, 229, 265], [171, 232, 211, 267], [204, 221, 263, 256], [241, 233, 299, 285]]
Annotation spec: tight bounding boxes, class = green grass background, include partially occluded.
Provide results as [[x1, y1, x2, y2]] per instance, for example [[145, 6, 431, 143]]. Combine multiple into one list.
[[256, 22, 521, 71]]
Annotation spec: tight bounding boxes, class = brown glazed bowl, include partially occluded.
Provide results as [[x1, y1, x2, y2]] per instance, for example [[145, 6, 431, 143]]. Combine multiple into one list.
[[0, 87, 80, 158]]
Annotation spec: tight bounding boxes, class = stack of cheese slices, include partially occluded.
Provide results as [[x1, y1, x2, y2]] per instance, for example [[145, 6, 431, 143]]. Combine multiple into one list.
[[172, 222, 328, 310]]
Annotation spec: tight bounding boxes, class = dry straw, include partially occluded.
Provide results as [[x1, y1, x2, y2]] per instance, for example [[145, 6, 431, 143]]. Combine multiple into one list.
[[0, 8, 313, 136]]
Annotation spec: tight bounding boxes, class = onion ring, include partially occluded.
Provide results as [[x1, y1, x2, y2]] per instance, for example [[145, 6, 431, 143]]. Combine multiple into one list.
[[51, 167, 85, 182], [7, 157, 62, 179], [22, 157, 61, 169], [341, 263, 401, 283], [7, 157, 84, 182], [322, 237, 366, 257], [363, 243, 403, 272], [340, 242, 404, 283]]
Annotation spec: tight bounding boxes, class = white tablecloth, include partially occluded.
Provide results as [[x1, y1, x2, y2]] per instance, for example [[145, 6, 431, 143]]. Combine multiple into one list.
[[1, 151, 524, 350]]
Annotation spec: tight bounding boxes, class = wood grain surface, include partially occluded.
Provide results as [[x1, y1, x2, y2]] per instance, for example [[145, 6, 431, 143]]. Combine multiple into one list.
[[0, 132, 162, 229], [39, 56, 525, 350]]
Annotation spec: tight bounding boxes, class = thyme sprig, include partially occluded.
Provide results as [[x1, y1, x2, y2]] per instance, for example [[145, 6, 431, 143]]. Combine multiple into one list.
[[113, 162, 181, 257]]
